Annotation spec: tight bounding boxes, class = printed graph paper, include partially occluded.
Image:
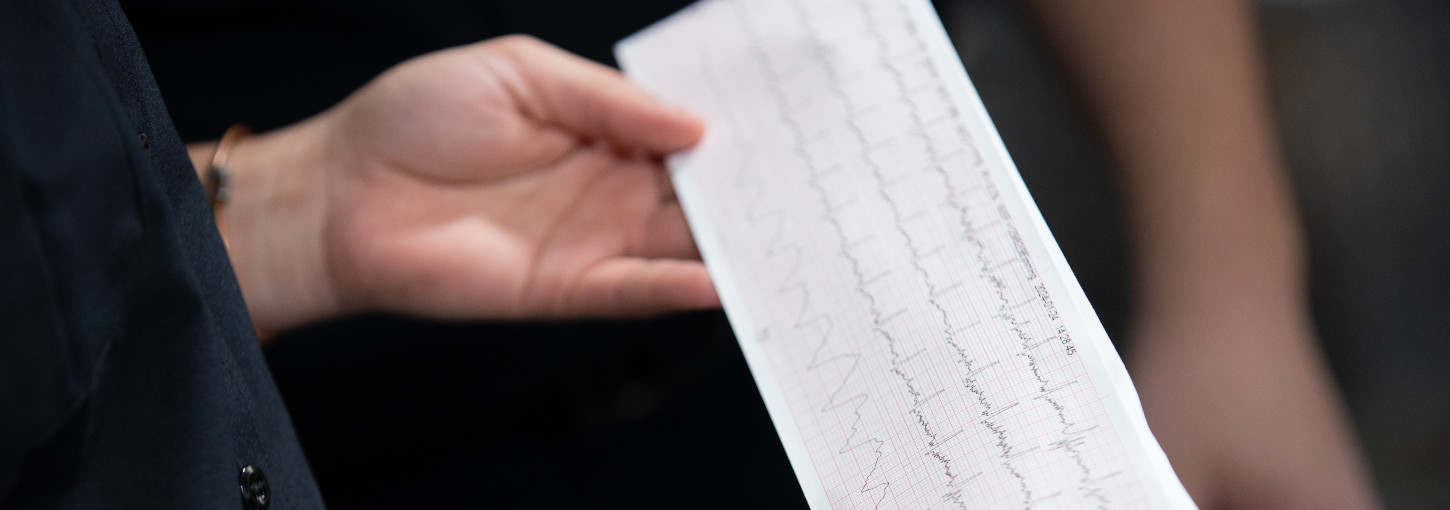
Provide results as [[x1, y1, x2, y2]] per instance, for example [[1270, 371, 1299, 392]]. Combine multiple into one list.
[[618, 0, 1196, 507]]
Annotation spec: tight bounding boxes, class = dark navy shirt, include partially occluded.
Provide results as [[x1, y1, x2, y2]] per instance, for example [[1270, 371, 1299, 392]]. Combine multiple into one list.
[[0, 0, 324, 507]]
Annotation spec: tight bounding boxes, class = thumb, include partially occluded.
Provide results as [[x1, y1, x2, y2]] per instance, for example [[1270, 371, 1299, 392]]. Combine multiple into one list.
[[486, 35, 705, 155]]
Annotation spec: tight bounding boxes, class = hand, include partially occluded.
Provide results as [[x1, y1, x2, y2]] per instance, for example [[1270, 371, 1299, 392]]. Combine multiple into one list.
[[1129, 306, 1379, 509], [212, 36, 718, 337]]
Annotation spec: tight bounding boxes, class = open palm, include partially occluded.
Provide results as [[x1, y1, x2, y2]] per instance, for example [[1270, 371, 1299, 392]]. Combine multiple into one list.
[[265, 36, 716, 326]]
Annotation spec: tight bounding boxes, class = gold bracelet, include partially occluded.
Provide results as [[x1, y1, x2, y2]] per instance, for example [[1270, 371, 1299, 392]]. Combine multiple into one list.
[[205, 124, 252, 249]]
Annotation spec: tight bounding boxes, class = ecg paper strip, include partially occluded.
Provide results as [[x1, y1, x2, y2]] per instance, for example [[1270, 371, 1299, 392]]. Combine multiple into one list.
[[618, 0, 1196, 508]]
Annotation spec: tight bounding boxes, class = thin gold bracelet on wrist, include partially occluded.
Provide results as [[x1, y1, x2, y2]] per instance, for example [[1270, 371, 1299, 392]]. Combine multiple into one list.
[[205, 124, 252, 249]]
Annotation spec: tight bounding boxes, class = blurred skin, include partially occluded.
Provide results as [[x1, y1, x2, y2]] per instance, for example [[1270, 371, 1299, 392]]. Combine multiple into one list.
[[1026, 0, 1379, 508], [187, 36, 718, 340], [189, 12, 1377, 509]]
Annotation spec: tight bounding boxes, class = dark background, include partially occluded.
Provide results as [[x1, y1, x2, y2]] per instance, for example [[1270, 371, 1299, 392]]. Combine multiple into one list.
[[121, 0, 1449, 508]]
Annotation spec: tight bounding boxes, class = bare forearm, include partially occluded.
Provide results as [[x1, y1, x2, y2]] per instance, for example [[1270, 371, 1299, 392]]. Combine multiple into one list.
[[1026, 0, 1300, 316], [1023, 1, 1376, 508]]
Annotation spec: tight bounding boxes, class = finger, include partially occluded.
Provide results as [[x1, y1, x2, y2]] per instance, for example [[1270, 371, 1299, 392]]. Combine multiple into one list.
[[563, 258, 719, 317], [635, 201, 701, 261], [653, 161, 678, 202], [488, 36, 705, 155]]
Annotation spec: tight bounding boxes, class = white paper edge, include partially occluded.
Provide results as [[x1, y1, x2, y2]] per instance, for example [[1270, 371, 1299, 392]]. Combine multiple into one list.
[[618, 19, 831, 509]]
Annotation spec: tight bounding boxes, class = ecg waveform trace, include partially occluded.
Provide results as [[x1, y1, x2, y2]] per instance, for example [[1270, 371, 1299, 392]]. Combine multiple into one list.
[[618, 0, 1195, 508]]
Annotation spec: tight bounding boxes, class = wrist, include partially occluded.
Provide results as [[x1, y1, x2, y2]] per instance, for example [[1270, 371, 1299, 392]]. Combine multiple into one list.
[[214, 117, 340, 338]]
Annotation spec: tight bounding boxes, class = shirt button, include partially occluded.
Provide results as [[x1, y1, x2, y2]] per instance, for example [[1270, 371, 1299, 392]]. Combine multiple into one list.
[[239, 464, 270, 510], [138, 132, 153, 157]]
